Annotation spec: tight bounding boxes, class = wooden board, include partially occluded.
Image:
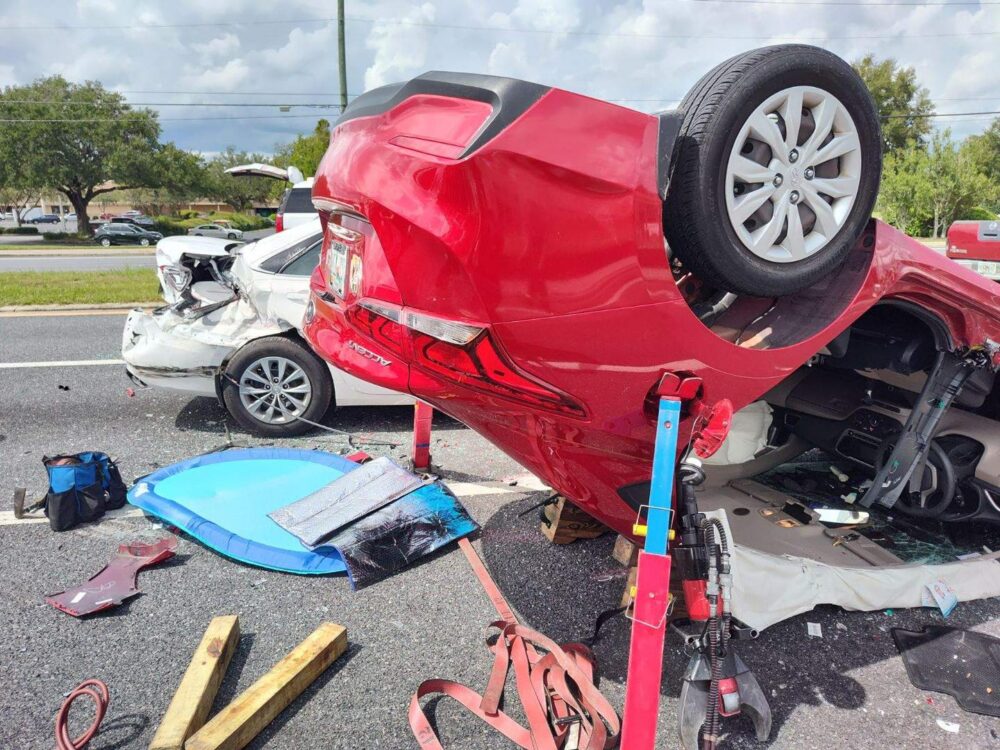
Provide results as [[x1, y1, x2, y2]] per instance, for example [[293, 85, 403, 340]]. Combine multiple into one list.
[[150, 615, 241, 750], [185, 622, 347, 750], [612, 535, 639, 566], [540, 496, 609, 545]]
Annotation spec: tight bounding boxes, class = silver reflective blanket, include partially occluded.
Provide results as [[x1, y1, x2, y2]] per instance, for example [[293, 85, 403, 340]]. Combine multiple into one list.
[[268, 457, 429, 548]]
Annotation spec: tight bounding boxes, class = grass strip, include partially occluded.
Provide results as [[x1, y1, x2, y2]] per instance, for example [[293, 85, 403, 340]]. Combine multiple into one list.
[[0, 268, 161, 306]]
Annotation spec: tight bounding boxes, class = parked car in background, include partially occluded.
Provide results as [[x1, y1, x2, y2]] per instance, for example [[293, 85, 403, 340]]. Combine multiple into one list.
[[946, 220, 1000, 280], [225, 163, 316, 232], [111, 215, 156, 228], [95, 223, 163, 246], [187, 223, 243, 240], [123, 219, 411, 437], [28, 214, 60, 224]]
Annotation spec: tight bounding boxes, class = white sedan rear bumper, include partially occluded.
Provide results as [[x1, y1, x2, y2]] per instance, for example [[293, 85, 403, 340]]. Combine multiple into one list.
[[121, 308, 231, 395]]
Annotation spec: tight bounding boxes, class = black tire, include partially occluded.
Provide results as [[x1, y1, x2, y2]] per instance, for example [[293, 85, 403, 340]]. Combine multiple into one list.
[[663, 44, 882, 297], [140, 238, 150, 247], [221, 336, 333, 438], [100, 238, 111, 247], [227, 233, 238, 239]]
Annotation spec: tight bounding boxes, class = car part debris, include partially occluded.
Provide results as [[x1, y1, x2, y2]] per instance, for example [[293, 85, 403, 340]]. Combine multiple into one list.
[[55, 679, 109, 750], [410, 538, 620, 749], [893, 626, 1000, 717], [46, 537, 177, 617], [185, 622, 347, 750], [268, 456, 430, 548], [150, 616, 240, 750]]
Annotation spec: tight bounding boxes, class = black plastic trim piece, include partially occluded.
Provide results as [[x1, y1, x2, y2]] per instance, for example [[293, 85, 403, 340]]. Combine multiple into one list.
[[656, 110, 684, 200], [337, 71, 551, 157]]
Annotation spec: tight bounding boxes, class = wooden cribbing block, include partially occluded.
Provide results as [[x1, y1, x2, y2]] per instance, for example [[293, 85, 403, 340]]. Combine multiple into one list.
[[185, 622, 347, 750], [150, 615, 241, 750], [540, 496, 609, 545]]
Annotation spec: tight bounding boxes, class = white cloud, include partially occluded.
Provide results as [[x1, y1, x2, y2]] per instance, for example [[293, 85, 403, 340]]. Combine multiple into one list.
[[194, 33, 241, 63], [0, 0, 993, 150], [363, 3, 436, 90], [184, 58, 250, 91]]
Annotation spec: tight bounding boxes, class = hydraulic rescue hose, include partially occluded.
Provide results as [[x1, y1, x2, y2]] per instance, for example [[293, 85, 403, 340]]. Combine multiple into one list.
[[55, 679, 109, 750], [699, 517, 731, 750]]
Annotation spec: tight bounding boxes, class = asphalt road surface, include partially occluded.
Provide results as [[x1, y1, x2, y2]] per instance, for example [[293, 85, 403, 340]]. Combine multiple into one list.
[[2, 312, 1000, 749]]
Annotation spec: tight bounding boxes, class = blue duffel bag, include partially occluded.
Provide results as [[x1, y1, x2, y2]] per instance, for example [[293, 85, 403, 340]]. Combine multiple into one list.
[[42, 452, 127, 532]]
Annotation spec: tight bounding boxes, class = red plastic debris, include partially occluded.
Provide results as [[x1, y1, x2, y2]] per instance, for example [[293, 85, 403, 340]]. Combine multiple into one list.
[[45, 537, 177, 617]]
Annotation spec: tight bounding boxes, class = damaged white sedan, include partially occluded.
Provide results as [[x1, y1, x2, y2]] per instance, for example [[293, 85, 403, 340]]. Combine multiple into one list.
[[122, 221, 412, 436]]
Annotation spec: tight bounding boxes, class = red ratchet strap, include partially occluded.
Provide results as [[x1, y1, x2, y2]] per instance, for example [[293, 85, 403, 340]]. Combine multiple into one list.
[[55, 679, 109, 750], [409, 538, 621, 750]]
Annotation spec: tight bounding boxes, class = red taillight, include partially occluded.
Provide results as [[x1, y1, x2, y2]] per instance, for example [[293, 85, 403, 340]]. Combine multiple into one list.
[[411, 329, 586, 416], [346, 305, 406, 355], [275, 213, 284, 232]]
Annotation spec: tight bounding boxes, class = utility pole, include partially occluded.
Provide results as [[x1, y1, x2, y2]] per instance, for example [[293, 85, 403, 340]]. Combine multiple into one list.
[[338, 0, 348, 113]]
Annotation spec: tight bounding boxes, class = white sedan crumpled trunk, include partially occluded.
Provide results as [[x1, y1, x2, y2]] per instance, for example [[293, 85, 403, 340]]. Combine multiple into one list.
[[122, 295, 288, 395]]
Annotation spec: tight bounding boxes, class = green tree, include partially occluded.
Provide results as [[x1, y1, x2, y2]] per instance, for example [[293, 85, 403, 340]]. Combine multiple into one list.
[[0, 76, 183, 235], [117, 145, 211, 215], [925, 130, 993, 237], [877, 132, 993, 237], [274, 119, 331, 181], [853, 55, 934, 152], [964, 118, 1000, 213], [877, 143, 932, 236]]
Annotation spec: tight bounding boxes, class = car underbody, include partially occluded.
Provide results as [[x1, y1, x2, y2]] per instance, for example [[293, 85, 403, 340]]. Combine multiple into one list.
[[300, 64, 1000, 630]]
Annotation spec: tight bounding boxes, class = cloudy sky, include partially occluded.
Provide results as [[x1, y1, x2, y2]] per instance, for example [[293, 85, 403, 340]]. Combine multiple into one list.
[[0, 0, 997, 154]]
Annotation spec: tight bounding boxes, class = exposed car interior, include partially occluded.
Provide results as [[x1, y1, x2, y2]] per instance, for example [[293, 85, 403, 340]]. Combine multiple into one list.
[[699, 302, 1000, 568]]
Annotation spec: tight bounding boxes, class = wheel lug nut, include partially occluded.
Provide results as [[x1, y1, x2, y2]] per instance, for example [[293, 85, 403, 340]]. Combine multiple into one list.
[[789, 190, 800, 204], [789, 149, 799, 163], [804, 167, 815, 180], [773, 174, 783, 187]]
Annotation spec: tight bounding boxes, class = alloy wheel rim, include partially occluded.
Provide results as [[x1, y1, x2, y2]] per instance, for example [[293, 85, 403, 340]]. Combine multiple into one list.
[[724, 85, 862, 264], [238, 356, 312, 425]]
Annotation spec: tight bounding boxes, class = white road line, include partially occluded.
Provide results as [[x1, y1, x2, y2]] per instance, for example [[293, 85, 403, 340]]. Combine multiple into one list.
[[0, 478, 550, 528], [0, 358, 124, 369], [0, 507, 144, 527]]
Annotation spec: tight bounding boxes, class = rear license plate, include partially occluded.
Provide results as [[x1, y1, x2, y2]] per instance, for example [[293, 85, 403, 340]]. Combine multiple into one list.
[[328, 240, 348, 297]]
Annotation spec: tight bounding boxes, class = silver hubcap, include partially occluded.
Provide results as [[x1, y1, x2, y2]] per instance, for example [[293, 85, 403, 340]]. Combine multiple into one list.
[[725, 85, 862, 264], [238, 356, 312, 425]]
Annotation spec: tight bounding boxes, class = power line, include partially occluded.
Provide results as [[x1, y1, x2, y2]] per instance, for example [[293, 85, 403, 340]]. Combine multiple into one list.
[[881, 110, 1000, 118], [692, 0, 995, 4], [0, 100, 343, 108], [0, 114, 331, 123], [0, 13, 994, 40], [1, 109, 996, 125], [4, 94, 999, 107], [112, 90, 355, 97]]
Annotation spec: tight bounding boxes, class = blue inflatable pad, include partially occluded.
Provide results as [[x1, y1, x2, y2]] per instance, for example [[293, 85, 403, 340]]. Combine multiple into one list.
[[128, 447, 364, 575]]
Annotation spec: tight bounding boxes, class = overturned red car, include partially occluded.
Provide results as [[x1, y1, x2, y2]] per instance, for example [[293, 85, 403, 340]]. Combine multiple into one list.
[[305, 45, 1000, 539]]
